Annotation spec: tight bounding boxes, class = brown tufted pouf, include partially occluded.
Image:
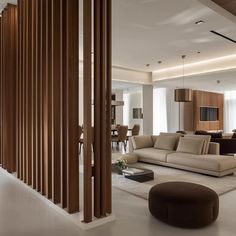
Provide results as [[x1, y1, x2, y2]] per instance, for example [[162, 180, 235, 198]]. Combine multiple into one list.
[[148, 182, 219, 228]]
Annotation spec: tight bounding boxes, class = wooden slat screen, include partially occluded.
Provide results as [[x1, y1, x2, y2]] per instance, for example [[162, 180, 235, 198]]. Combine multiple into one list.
[[0, 0, 112, 224], [16, 0, 79, 213]]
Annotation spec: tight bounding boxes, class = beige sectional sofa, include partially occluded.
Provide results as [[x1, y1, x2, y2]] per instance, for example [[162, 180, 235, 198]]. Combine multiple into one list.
[[126, 133, 236, 177]]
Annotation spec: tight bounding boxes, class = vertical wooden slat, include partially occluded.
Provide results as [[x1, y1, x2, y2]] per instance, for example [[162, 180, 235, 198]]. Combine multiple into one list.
[[41, 0, 49, 197], [106, 0, 112, 214], [47, 0, 53, 199], [100, 0, 108, 216], [94, 0, 102, 219], [66, 0, 79, 213], [61, 0, 68, 209], [83, 0, 92, 223], [94, 0, 112, 218], [0, 17, 2, 167], [36, 0, 42, 192], [52, 0, 62, 204], [32, 0, 37, 189], [19, 0, 24, 181], [27, 0, 33, 186], [1, 5, 17, 173]]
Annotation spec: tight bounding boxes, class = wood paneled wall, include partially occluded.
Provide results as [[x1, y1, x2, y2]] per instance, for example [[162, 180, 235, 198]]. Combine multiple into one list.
[[17, 0, 79, 213], [0, 0, 112, 224], [184, 90, 224, 131], [0, 4, 17, 172]]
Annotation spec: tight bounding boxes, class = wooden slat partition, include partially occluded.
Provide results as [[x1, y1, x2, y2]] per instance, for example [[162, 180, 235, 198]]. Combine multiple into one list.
[[15, 0, 79, 213], [1, 0, 113, 224]]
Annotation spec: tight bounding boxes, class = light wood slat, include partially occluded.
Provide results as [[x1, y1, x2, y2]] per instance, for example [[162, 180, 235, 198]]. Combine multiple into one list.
[[83, 0, 92, 223], [66, 0, 79, 213]]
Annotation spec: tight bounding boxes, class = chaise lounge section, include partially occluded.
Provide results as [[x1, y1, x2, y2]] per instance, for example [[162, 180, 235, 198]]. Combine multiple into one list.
[[126, 133, 236, 177]]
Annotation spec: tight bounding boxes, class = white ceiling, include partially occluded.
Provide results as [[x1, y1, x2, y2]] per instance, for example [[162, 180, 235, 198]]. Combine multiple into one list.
[[154, 69, 236, 92], [112, 0, 236, 72]]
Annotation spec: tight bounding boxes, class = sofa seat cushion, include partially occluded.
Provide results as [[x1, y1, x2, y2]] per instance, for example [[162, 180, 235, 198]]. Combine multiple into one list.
[[167, 153, 236, 172], [134, 148, 173, 162]]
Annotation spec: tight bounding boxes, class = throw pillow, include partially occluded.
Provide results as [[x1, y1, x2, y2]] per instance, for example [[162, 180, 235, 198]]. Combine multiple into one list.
[[154, 135, 177, 151], [184, 135, 211, 154], [131, 135, 153, 150], [159, 132, 183, 149], [177, 137, 205, 155]]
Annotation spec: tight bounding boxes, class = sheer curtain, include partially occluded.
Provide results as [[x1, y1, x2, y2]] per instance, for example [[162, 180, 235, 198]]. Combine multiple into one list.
[[153, 88, 168, 135], [224, 91, 236, 132]]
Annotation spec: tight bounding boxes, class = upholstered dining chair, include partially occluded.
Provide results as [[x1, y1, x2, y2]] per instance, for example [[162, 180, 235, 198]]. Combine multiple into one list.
[[126, 124, 140, 144], [111, 125, 128, 151], [131, 124, 140, 136]]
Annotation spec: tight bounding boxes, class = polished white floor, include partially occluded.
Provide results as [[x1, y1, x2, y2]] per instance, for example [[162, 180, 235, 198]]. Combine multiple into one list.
[[1, 166, 236, 236]]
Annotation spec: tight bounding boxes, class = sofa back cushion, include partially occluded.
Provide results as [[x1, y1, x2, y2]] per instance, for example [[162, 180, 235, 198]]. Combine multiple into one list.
[[177, 137, 205, 155], [154, 135, 177, 151], [131, 135, 153, 150], [159, 132, 183, 149], [184, 135, 211, 154]]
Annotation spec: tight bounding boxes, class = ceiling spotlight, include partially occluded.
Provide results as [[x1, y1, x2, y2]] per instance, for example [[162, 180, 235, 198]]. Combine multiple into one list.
[[195, 20, 205, 25], [197, 51, 201, 54], [158, 61, 162, 64], [146, 64, 150, 67], [217, 80, 221, 84]]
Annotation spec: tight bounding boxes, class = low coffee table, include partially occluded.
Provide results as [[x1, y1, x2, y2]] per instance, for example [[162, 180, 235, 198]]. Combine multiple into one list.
[[122, 166, 154, 183]]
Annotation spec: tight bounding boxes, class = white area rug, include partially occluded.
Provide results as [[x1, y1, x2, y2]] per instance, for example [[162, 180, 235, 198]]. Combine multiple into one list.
[[112, 161, 236, 200]]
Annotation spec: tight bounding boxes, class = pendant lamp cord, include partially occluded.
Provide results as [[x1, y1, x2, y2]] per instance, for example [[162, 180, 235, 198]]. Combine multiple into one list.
[[182, 55, 186, 89]]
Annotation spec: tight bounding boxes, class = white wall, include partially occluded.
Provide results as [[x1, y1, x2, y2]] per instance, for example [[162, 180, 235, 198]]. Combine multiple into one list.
[[143, 85, 153, 135], [166, 88, 180, 132], [123, 87, 143, 134], [113, 89, 124, 125]]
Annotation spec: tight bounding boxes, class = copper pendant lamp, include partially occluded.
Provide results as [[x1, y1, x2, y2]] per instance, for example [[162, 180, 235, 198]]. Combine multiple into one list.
[[174, 55, 192, 102]]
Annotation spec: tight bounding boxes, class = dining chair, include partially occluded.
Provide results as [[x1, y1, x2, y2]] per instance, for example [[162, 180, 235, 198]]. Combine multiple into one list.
[[111, 125, 128, 151], [131, 124, 140, 136]]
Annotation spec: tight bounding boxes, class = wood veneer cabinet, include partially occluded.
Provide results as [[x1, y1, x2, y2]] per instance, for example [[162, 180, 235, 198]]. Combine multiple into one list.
[[184, 90, 224, 131]]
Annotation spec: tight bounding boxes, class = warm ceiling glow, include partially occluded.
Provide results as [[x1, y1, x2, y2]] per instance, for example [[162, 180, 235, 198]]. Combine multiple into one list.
[[153, 54, 236, 73]]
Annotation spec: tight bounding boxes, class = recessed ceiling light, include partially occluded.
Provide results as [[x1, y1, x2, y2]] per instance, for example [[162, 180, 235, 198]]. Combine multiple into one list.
[[158, 61, 162, 64], [195, 20, 205, 25], [146, 64, 150, 67], [197, 51, 201, 54]]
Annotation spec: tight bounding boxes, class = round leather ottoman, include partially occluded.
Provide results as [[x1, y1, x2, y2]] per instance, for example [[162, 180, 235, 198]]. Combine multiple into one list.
[[148, 182, 219, 228]]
